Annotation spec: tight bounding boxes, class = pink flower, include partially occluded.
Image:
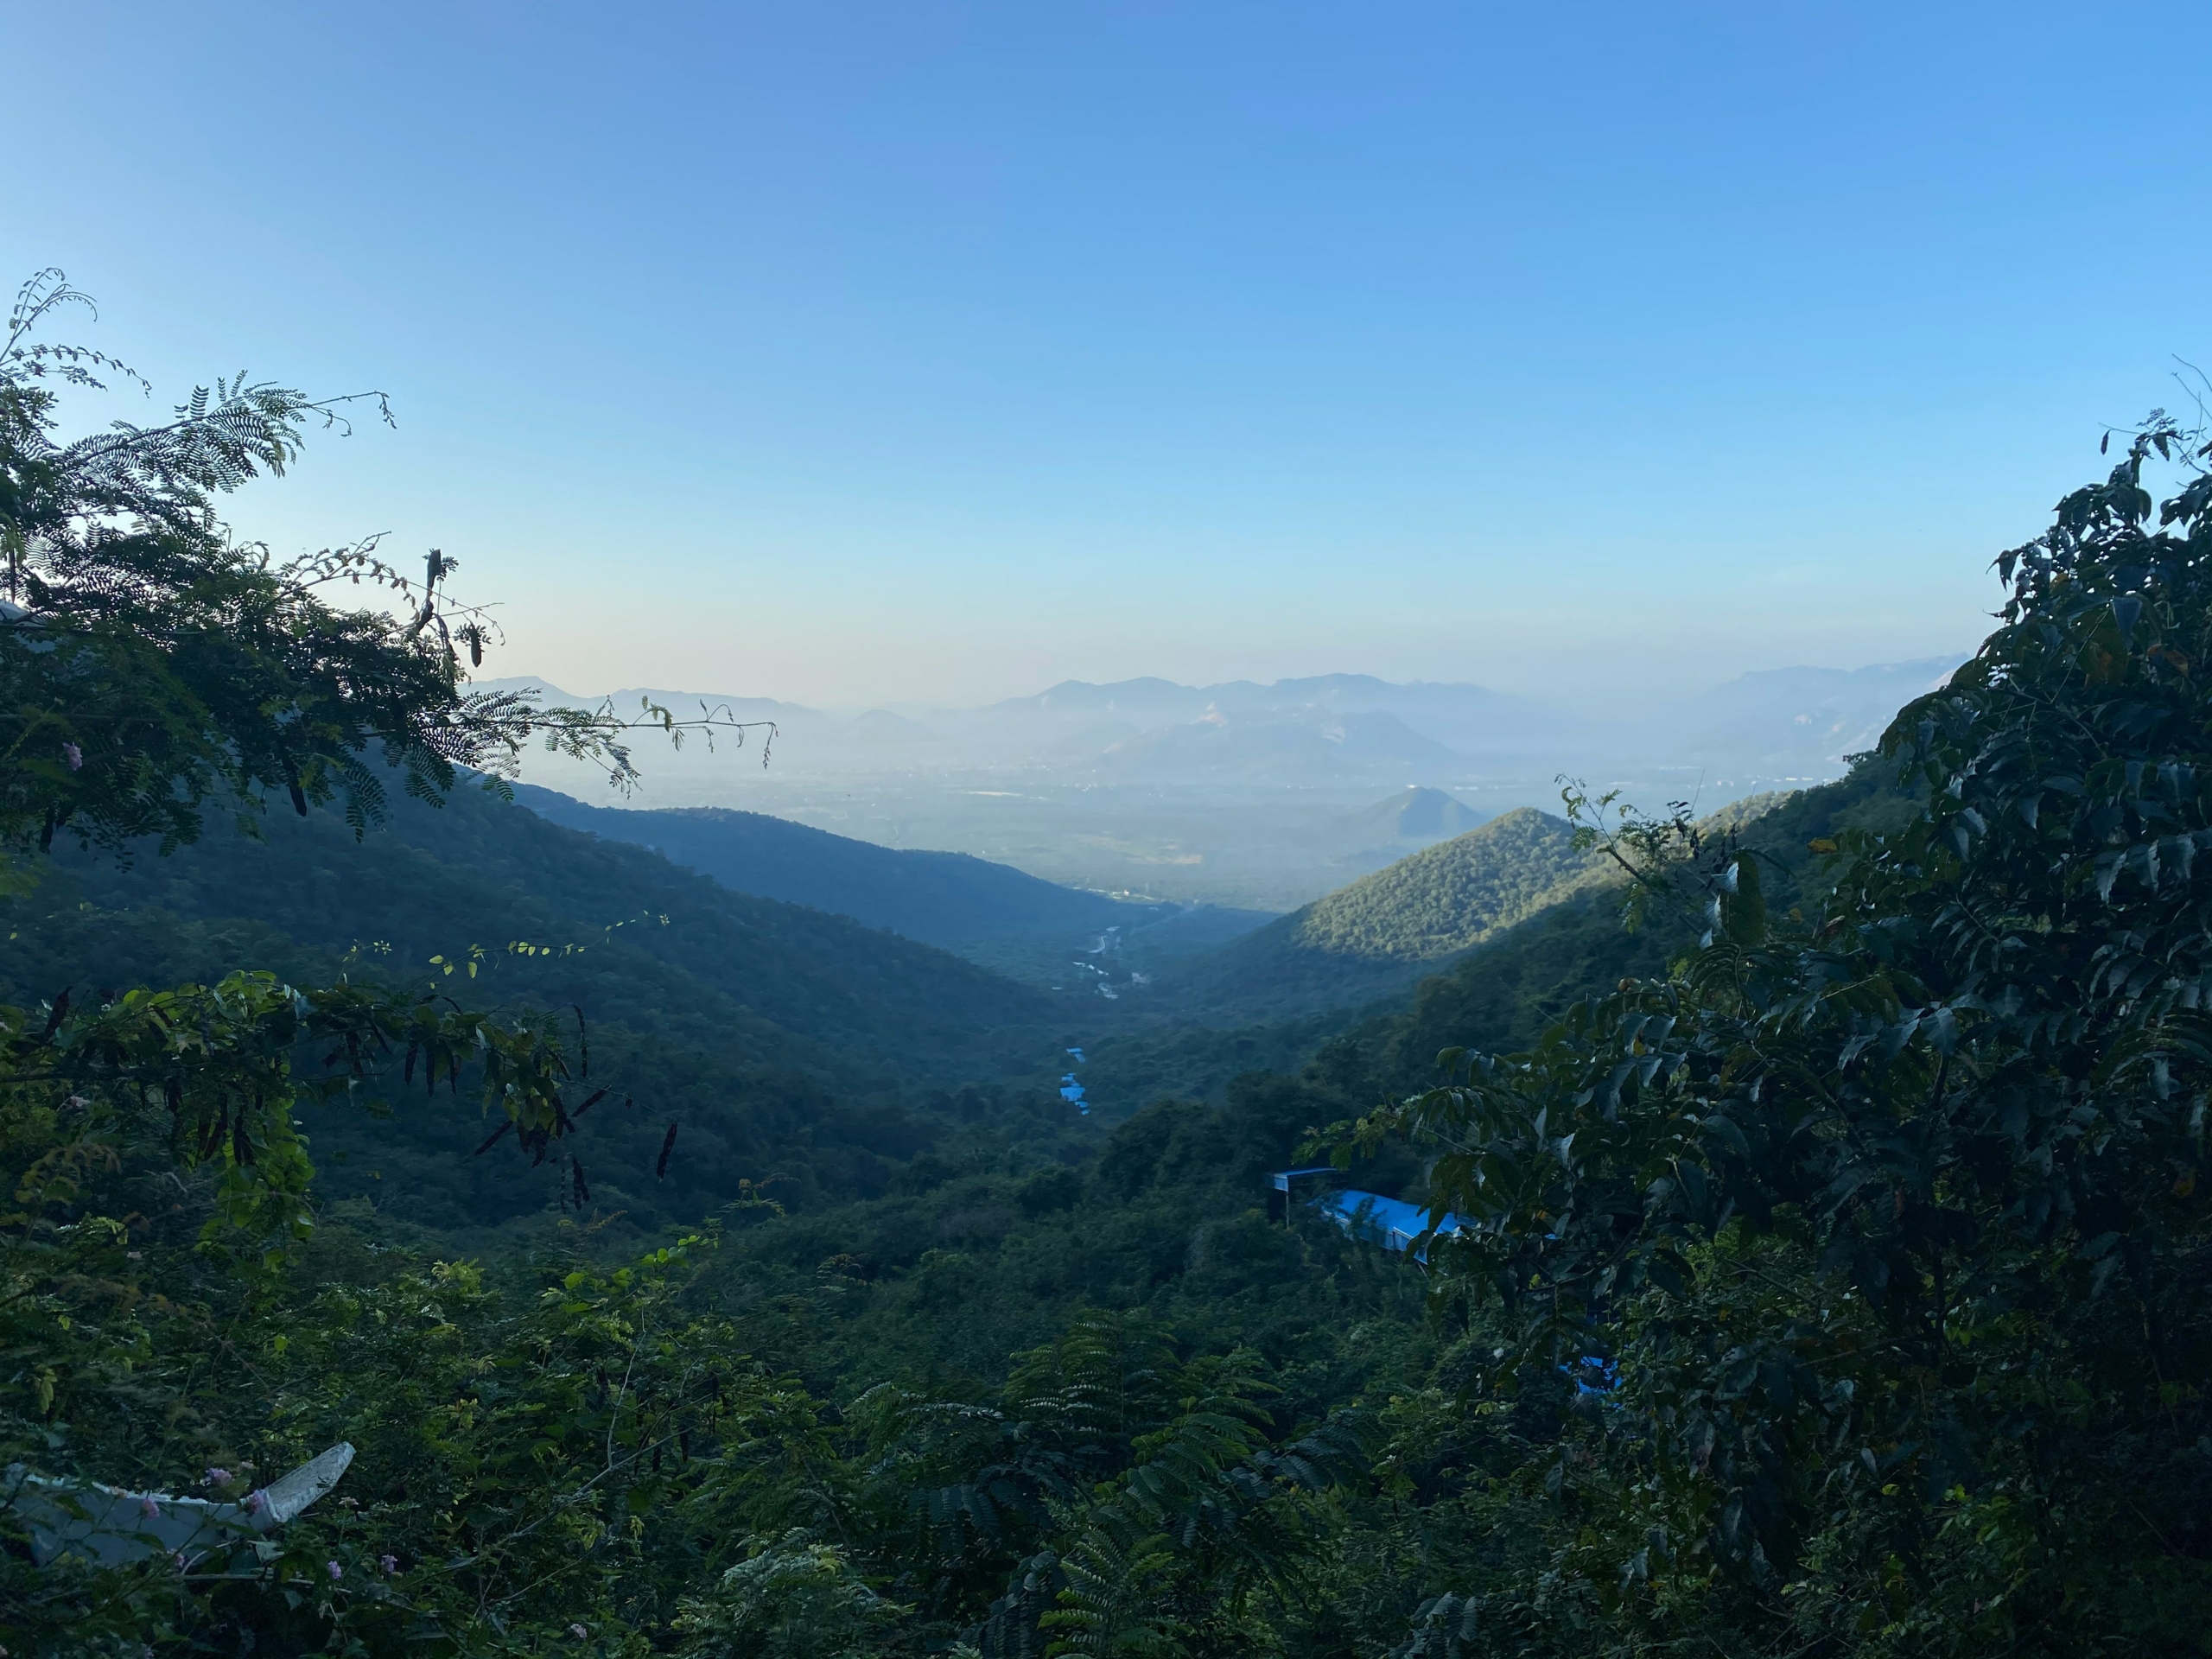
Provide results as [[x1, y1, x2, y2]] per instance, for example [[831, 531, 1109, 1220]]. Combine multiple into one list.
[[61, 742, 81, 771], [327, 1560, 343, 1581], [204, 1467, 232, 1486], [138, 1497, 160, 1519], [569, 1626, 588, 1640], [378, 1554, 399, 1574], [244, 1490, 268, 1515]]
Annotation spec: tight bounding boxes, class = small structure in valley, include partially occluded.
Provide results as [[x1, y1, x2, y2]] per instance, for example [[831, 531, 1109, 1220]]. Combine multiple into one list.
[[1271, 1168, 1462, 1259]]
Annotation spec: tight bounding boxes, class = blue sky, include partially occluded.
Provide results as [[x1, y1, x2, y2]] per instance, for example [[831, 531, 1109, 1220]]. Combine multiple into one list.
[[7, 3, 2207, 709]]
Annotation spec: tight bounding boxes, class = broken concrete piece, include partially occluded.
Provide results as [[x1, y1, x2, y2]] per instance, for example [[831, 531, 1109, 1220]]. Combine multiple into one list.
[[3, 1442, 354, 1569]]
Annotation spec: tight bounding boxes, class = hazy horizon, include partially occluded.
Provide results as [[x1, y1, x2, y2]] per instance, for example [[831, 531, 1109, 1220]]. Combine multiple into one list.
[[483, 650, 1972, 721], [476, 653, 1967, 911]]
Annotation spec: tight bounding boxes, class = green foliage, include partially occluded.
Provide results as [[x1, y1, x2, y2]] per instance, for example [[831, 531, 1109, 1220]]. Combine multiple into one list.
[[0, 777, 1076, 1234], [0, 275, 929, 1647], [1039, 1522, 1185, 1657], [1169, 808, 1609, 1020], [1351, 417, 2212, 1656], [0, 269, 768, 865], [2, 967, 603, 1277], [1085, 772, 1910, 1124], [3, 1095, 1396, 1656], [675, 1532, 910, 1658], [1291, 808, 1603, 963]]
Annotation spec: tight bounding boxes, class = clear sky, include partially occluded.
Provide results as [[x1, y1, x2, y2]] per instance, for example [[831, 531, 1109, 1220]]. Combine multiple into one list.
[[7, 3, 2207, 710]]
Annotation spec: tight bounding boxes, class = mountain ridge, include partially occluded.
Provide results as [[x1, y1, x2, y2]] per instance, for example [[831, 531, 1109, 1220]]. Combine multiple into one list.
[[477, 658, 1964, 787], [0, 782, 1080, 1236], [510, 783, 1133, 949], [1159, 805, 1611, 1018]]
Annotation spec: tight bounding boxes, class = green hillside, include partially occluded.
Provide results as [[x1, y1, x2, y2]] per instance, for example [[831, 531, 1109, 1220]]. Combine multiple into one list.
[[512, 783, 1133, 948], [1081, 767, 1920, 1113], [1287, 768, 1919, 1095], [3, 781, 1080, 1240], [1162, 804, 1608, 1017], [1290, 804, 1600, 957]]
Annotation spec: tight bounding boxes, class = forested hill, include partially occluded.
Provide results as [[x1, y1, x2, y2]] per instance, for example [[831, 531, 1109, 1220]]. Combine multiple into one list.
[[1330, 783, 1489, 844], [1160, 804, 1610, 1018], [1286, 769, 1920, 1096], [0, 781, 1082, 1240], [512, 783, 1129, 948], [1078, 768, 1919, 1113]]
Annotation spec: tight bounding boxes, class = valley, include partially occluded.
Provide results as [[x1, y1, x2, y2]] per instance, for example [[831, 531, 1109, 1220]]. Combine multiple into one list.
[[5, 213, 2197, 1653], [13, 535, 2203, 1659], [480, 661, 1957, 910], [0, 724, 1912, 1246]]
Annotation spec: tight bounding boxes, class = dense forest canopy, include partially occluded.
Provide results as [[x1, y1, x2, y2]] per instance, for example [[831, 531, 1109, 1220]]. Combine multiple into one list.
[[3, 278, 2207, 1658], [1360, 418, 2212, 1653]]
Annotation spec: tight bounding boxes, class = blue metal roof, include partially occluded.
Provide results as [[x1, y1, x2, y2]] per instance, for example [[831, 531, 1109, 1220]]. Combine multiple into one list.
[[1315, 1188, 1463, 1256]]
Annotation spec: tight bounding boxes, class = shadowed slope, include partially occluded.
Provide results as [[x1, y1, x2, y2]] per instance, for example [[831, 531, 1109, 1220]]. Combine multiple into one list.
[[0, 782, 1072, 1236], [511, 784, 1130, 947]]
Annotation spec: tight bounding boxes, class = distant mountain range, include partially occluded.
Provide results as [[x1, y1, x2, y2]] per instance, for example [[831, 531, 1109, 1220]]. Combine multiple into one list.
[[970, 674, 1567, 770], [1675, 659, 1967, 768], [480, 657, 1965, 791]]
